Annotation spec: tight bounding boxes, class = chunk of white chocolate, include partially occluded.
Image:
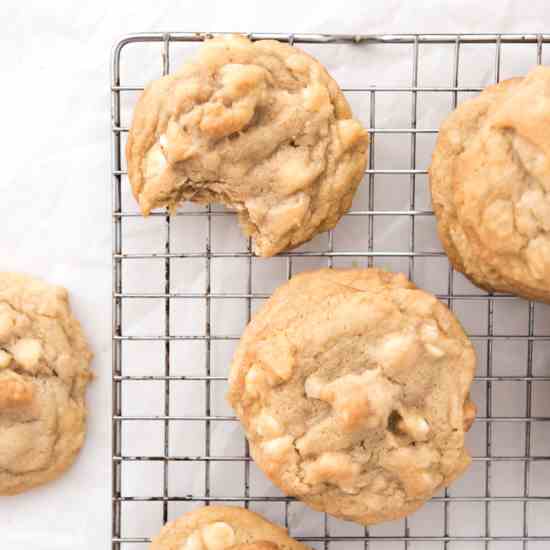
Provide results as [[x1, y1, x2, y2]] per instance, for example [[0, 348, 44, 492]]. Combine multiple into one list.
[[261, 435, 294, 461], [143, 142, 167, 181], [303, 452, 362, 494], [310, 368, 400, 431], [181, 531, 205, 550], [253, 411, 284, 438], [370, 332, 421, 373], [382, 444, 443, 497], [9, 338, 43, 371], [420, 321, 440, 343], [201, 522, 235, 550], [400, 469, 443, 498], [244, 364, 270, 398], [397, 412, 430, 442], [254, 334, 295, 382], [419, 321, 447, 358], [382, 444, 439, 471], [304, 374, 323, 399], [424, 343, 445, 358]]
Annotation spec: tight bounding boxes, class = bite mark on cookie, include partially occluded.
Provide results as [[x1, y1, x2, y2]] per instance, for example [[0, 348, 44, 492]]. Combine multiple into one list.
[[127, 35, 369, 257]]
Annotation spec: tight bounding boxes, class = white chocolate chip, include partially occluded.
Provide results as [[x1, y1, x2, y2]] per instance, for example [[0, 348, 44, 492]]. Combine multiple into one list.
[[254, 335, 295, 382], [159, 134, 168, 148], [261, 435, 294, 461], [253, 411, 284, 438], [382, 444, 439, 471], [424, 343, 445, 358], [0, 350, 12, 369], [401, 469, 443, 498], [370, 332, 420, 372], [144, 143, 167, 180], [303, 452, 362, 494], [9, 338, 43, 371], [382, 445, 443, 498], [316, 368, 400, 431], [304, 375, 323, 399], [420, 321, 439, 343], [201, 522, 235, 550], [181, 531, 205, 550], [244, 364, 268, 397], [397, 413, 431, 442], [302, 83, 330, 113]]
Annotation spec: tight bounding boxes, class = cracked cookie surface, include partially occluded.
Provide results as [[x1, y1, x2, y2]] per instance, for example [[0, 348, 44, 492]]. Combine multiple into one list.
[[430, 66, 550, 302], [127, 35, 369, 257], [0, 272, 93, 494], [228, 268, 476, 525], [150, 506, 310, 550]]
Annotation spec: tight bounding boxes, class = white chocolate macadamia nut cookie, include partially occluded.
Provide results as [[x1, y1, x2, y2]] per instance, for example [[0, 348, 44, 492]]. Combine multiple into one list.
[[127, 35, 368, 257], [430, 66, 550, 303], [0, 272, 93, 494], [228, 268, 477, 525], [150, 506, 310, 550]]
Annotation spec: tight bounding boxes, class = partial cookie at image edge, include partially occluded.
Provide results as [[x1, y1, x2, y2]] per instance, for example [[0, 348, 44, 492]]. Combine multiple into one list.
[[0, 272, 93, 495], [150, 505, 311, 550]]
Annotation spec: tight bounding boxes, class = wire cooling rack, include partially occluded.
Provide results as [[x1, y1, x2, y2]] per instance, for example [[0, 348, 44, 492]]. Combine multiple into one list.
[[111, 33, 550, 549]]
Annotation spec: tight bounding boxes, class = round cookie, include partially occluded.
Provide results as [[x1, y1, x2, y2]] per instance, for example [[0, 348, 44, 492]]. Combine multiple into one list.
[[127, 34, 369, 257], [150, 506, 310, 550], [0, 272, 93, 494], [228, 268, 477, 525], [430, 66, 550, 303]]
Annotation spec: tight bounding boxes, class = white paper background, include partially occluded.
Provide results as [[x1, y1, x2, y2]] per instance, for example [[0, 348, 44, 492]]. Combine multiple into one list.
[[2, 1, 550, 549]]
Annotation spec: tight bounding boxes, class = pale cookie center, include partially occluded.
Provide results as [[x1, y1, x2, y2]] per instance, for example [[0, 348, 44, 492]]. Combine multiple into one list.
[[181, 522, 235, 550]]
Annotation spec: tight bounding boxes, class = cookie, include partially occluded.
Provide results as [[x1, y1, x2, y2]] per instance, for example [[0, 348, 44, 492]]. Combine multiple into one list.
[[0, 272, 93, 494], [227, 268, 477, 525], [430, 66, 550, 302], [150, 506, 310, 550], [127, 35, 368, 257]]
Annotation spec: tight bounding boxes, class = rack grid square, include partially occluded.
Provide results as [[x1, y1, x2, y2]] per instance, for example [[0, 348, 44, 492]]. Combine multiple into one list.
[[111, 32, 550, 549]]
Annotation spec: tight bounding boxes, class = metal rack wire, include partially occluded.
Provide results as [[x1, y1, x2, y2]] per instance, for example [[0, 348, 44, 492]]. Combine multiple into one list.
[[112, 33, 550, 549]]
